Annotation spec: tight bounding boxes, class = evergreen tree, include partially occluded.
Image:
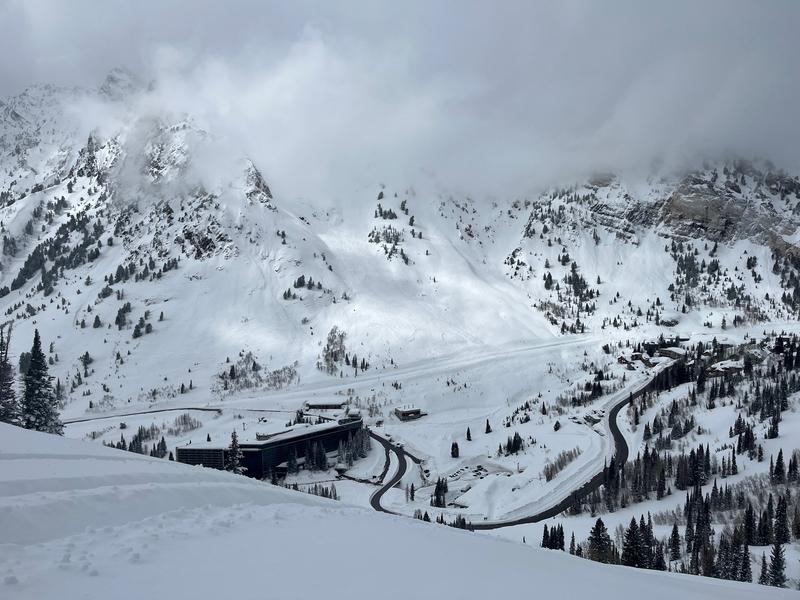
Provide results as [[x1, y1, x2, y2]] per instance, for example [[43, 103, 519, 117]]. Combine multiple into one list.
[[653, 543, 667, 571], [0, 323, 19, 424], [669, 523, 682, 561], [621, 517, 641, 567], [555, 524, 565, 550], [744, 503, 756, 545], [775, 495, 790, 544], [21, 330, 62, 434], [774, 449, 786, 484], [739, 544, 752, 583], [587, 518, 612, 564], [768, 542, 786, 588], [226, 430, 246, 474], [758, 553, 769, 585]]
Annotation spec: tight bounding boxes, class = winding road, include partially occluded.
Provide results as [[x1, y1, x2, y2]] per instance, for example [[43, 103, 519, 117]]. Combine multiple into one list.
[[368, 431, 422, 511], [368, 367, 667, 530]]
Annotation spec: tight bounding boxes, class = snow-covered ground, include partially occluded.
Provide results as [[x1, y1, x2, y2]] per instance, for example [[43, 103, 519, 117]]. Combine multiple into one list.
[[1, 423, 791, 600]]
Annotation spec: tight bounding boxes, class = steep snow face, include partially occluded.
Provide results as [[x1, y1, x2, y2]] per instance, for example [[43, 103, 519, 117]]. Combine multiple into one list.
[[0, 423, 789, 600], [0, 78, 557, 420]]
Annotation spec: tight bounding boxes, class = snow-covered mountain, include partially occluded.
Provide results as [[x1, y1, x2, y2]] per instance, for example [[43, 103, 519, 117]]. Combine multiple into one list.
[[2, 70, 800, 420], [0, 70, 562, 418]]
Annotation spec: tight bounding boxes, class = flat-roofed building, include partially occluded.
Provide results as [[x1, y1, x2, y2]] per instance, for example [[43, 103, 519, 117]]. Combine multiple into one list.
[[176, 416, 363, 479], [394, 406, 424, 421]]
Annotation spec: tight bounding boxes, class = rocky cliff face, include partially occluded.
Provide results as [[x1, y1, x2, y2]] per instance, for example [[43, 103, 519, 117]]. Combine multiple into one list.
[[526, 162, 800, 248]]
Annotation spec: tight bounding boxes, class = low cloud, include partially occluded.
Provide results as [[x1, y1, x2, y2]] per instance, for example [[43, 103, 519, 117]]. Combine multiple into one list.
[[3, 1, 799, 197]]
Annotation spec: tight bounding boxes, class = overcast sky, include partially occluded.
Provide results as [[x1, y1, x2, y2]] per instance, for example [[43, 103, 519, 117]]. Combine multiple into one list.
[[2, 0, 799, 196]]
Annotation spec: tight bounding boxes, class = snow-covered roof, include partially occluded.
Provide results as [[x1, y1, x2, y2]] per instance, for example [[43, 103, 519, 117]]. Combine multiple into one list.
[[661, 346, 687, 355], [180, 419, 352, 450], [711, 358, 744, 371]]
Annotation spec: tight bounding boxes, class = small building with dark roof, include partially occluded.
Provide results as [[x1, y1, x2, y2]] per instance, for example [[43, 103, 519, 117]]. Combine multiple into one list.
[[394, 406, 425, 421]]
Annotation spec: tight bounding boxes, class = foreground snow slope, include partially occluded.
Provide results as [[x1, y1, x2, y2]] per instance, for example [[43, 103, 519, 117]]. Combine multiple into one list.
[[0, 424, 789, 599]]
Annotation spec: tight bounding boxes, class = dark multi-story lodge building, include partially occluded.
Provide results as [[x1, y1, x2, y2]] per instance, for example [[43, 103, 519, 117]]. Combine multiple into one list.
[[176, 415, 363, 479]]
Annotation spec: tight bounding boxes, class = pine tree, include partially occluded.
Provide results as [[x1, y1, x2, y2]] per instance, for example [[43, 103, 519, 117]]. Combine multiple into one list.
[[768, 541, 786, 587], [766, 494, 775, 544], [621, 517, 641, 567], [0, 323, 19, 424], [587, 518, 612, 564], [775, 495, 790, 544], [739, 544, 752, 583], [744, 503, 756, 545], [669, 523, 682, 561], [226, 430, 246, 474], [21, 330, 62, 434], [653, 543, 667, 571], [774, 449, 786, 484], [758, 552, 769, 585]]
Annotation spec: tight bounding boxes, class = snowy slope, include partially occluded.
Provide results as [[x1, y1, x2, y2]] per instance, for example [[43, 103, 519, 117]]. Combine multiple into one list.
[[0, 423, 790, 600], [0, 75, 557, 422]]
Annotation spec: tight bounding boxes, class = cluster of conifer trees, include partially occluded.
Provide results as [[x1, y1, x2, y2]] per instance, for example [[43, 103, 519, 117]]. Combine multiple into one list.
[[499, 431, 524, 456], [336, 426, 372, 467], [412, 509, 472, 530], [540, 523, 565, 550], [284, 482, 339, 500], [551, 513, 788, 587], [104, 424, 170, 459], [2, 211, 103, 298], [431, 477, 449, 508], [534, 338, 800, 588], [0, 326, 63, 436], [283, 425, 370, 474], [286, 440, 330, 473]]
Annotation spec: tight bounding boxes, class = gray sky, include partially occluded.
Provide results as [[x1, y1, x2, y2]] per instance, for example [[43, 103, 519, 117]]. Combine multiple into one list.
[[2, 0, 799, 196]]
